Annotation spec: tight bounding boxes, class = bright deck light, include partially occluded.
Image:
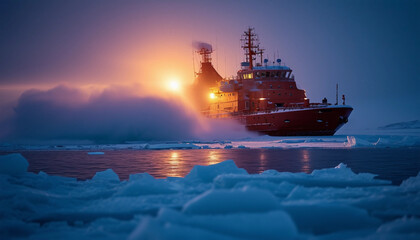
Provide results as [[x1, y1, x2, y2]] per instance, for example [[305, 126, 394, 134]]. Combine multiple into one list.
[[209, 92, 216, 99]]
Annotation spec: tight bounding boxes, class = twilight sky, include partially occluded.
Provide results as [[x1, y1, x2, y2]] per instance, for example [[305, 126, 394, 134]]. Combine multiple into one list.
[[0, 0, 419, 142]]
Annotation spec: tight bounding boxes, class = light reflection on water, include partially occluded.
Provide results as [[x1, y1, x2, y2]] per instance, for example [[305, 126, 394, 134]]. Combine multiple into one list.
[[300, 149, 311, 173], [258, 151, 267, 172], [207, 150, 221, 165], [3, 148, 420, 184], [168, 151, 181, 177]]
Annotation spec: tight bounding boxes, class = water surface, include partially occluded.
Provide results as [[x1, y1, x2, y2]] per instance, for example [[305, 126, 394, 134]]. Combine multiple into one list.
[[2, 148, 419, 184]]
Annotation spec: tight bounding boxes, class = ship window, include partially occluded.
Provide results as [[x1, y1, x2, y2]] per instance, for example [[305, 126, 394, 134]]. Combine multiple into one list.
[[269, 85, 273, 89], [289, 85, 293, 88], [281, 71, 287, 78], [266, 72, 270, 78], [275, 72, 279, 78], [278, 85, 281, 88], [261, 72, 265, 78], [256, 72, 260, 78], [278, 93, 281, 96], [275, 103, 284, 107], [284, 119, 290, 123], [270, 72, 275, 77], [243, 73, 253, 79], [289, 93, 293, 96]]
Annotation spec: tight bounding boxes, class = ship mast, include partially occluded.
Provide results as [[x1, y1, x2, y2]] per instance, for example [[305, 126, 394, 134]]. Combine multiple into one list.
[[241, 27, 264, 69], [197, 47, 212, 64]]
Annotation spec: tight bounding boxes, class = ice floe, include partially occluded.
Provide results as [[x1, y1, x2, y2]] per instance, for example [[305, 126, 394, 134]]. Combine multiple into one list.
[[1, 153, 419, 239], [2, 133, 420, 151]]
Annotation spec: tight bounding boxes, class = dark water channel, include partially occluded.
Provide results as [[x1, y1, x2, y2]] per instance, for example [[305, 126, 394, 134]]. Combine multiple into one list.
[[2, 148, 420, 184]]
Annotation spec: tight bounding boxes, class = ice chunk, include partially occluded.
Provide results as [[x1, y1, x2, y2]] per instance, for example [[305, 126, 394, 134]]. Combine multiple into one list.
[[400, 172, 420, 192], [309, 162, 391, 187], [129, 217, 237, 240], [183, 187, 279, 215], [377, 217, 420, 234], [184, 160, 247, 183], [145, 143, 200, 150], [87, 152, 105, 155], [91, 169, 120, 182], [344, 136, 374, 147], [344, 135, 420, 148], [0, 153, 29, 175], [128, 172, 155, 182], [282, 202, 381, 234], [0, 219, 38, 238], [214, 164, 390, 189], [2, 155, 419, 239], [116, 177, 176, 196], [279, 139, 305, 143], [157, 208, 297, 239]]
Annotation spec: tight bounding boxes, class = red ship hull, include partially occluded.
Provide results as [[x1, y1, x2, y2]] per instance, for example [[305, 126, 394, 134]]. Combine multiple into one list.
[[241, 106, 353, 136]]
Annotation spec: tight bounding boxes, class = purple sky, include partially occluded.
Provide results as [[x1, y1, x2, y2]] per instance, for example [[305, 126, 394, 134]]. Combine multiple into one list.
[[0, 0, 419, 142]]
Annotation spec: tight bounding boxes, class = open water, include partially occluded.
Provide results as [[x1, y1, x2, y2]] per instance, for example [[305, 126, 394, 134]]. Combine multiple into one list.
[[2, 148, 420, 184]]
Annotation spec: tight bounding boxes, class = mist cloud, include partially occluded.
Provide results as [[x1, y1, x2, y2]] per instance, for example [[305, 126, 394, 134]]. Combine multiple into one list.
[[1, 85, 253, 144], [2, 85, 202, 143], [192, 41, 212, 52]]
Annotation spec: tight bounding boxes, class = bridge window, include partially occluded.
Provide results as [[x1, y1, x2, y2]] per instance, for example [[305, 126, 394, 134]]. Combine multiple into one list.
[[281, 71, 287, 78]]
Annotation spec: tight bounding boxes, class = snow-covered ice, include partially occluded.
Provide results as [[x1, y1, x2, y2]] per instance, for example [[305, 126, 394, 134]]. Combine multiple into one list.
[[87, 152, 105, 155], [2, 132, 420, 151], [1, 153, 419, 239]]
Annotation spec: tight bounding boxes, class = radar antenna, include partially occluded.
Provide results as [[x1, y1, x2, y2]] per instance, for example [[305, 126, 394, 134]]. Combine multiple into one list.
[[241, 27, 264, 69]]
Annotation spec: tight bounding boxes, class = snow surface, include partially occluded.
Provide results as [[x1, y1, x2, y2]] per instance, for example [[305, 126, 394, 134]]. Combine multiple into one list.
[[2, 134, 420, 151], [87, 152, 105, 155], [1, 154, 420, 239], [379, 120, 420, 130]]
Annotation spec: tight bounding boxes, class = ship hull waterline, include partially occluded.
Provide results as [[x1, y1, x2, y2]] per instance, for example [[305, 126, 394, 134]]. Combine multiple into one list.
[[237, 106, 353, 136]]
